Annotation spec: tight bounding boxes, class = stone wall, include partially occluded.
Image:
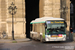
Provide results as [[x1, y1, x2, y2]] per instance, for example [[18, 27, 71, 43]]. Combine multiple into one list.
[[0, 0, 71, 39], [0, 0, 26, 39], [0, 0, 7, 38], [39, 0, 61, 17], [39, 0, 71, 35], [7, 18, 26, 39]]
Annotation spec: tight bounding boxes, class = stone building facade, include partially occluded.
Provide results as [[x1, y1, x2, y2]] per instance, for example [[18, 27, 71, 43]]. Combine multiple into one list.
[[39, 0, 71, 35], [0, 0, 26, 39], [0, 0, 71, 39]]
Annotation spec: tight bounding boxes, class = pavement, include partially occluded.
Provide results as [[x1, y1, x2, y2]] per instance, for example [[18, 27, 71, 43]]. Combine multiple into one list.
[[0, 38, 31, 43], [0, 37, 75, 43]]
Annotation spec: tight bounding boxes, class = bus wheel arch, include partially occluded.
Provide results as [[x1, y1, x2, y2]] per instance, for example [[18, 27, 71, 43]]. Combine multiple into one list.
[[32, 34, 34, 39]]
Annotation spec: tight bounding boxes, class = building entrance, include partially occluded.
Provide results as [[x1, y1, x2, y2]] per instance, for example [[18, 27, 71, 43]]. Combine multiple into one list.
[[25, 0, 39, 38]]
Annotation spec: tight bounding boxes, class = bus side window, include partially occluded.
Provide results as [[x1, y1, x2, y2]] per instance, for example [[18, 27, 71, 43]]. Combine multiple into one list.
[[34, 24, 36, 32], [35, 24, 37, 32], [32, 24, 35, 32]]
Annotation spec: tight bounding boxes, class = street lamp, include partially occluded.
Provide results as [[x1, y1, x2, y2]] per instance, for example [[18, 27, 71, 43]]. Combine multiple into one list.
[[8, 2, 17, 40]]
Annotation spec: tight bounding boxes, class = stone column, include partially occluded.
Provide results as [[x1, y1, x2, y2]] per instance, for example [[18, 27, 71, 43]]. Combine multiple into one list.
[[66, 0, 70, 35], [39, 0, 44, 17], [0, 0, 1, 35]]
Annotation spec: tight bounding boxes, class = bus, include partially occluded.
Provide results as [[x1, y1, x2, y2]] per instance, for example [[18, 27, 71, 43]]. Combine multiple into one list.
[[30, 17, 67, 42]]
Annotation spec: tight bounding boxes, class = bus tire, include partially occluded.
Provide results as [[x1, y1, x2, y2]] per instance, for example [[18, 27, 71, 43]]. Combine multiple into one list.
[[30, 34, 32, 39], [32, 34, 34, 39], [40, 36, 44, 42]]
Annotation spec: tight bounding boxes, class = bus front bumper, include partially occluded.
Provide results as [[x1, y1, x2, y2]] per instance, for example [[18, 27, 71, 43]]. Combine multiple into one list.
[[45, 37, 66, 41]]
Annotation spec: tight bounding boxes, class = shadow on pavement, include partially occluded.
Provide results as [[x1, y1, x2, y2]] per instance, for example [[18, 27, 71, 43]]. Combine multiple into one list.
[[43, 39, 74, 44], [31, 38, 74, 44], [0, 43, 10, 50]]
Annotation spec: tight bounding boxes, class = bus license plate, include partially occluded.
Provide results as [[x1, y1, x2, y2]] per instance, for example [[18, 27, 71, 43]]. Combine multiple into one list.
[[51, 35, 58, 37]]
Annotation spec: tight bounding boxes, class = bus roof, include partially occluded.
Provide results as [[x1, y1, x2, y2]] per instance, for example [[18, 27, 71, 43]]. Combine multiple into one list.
[[30, 17, 64, 24]]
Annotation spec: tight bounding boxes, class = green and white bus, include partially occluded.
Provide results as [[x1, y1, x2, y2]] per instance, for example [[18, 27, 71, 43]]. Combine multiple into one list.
[[30, 17, 67, 42]]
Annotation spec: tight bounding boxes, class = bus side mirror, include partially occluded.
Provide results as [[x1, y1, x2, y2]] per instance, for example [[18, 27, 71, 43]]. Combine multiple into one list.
[[45, 23, 47, 28], [45, 25, 47, 28], [64, 21, 67, 28], [66, 23, 67, 28]]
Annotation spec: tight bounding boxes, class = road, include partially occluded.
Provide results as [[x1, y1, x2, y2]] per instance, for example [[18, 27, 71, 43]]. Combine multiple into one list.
[[0, 40, 75, 50]]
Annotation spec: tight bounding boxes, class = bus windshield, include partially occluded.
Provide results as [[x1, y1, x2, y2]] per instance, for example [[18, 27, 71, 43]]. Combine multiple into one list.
[[46, 21, 66, 35]]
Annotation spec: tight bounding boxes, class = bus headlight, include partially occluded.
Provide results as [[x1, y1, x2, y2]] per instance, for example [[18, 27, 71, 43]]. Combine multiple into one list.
[[63, 36, 66, 40], [64, 36, 66, 38], [46, 37, 50, 41], [63, 38, 66, 40]]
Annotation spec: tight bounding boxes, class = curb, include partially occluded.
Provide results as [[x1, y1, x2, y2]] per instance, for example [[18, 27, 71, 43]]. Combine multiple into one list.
[[15, 39, 31, 43], [0, 41, 12, 43], [0, 39, 31, 43]]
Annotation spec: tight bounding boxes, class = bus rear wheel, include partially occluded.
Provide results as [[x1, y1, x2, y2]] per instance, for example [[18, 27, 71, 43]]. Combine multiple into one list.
[[32, 34, 34, 39]]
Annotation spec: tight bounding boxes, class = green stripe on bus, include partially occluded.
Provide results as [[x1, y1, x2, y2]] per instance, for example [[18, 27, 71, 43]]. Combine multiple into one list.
[[42, 33, 45, 38], [30, 21, 45, 24]]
